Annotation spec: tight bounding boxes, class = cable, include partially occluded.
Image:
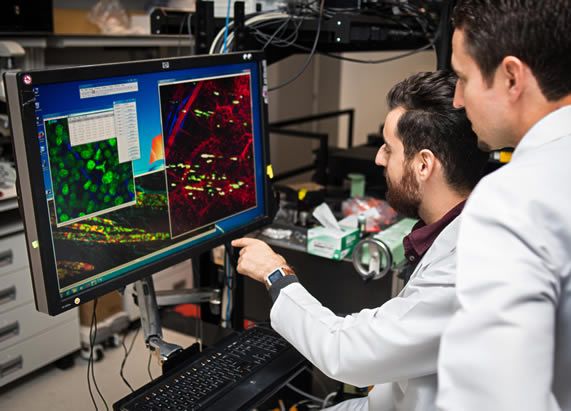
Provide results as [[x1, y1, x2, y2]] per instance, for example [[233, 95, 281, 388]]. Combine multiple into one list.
[[322, 391, 337, 408], [187, 13, 194, 55], [209, 12, 289, 54], [252, 17, 304, 49], [119, 326, 141, 393], [303, 366, 329, 398], [286, 383, 325, 404], [291, 399, 313, 409], [87, 300, 99, 411], [222, 0, 232, 53], [227, 12, 290, 52], [318, 41, 434, 64], [262, 17, 291, 49], [268, 0, 325, 92], [90, 300, 109, 411], [176, 12, 189, 57], [261, 31, 435, 65], [147, 351, 154, 381], [242, 0, 436, 65], [119, 332, 134, 392]]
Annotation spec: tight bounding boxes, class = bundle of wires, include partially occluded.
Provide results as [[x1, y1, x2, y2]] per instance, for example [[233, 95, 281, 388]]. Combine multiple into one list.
[[209, 0, 439, 90], [87, 299, 109, 411], [119, 324, 141, 392]]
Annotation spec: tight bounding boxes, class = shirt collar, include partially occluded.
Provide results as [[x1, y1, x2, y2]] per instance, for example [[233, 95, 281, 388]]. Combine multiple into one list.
[[403, 200, 465, 265], [513, 105, 571, 160]]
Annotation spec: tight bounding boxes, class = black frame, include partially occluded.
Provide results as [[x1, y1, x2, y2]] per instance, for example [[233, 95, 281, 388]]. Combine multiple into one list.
[[5, 51, 273, 315]]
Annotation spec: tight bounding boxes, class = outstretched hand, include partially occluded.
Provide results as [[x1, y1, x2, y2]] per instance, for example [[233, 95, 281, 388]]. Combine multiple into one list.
[[231, 238, 286, 284]]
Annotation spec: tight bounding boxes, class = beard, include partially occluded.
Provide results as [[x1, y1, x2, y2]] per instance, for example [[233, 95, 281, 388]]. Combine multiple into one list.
[[385, 164, 421, 219]]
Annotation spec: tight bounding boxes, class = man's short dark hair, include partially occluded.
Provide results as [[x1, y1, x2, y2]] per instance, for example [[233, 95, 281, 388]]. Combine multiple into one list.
[[453, 0, 571, 101], [386, 70, 488, 193]]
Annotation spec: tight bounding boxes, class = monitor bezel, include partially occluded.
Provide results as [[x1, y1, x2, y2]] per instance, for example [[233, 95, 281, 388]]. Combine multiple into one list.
[[6, 51, 273, 315]]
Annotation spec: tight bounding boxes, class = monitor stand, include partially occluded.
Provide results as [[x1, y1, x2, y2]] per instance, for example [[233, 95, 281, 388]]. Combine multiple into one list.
[[133, 270, 221, 364]]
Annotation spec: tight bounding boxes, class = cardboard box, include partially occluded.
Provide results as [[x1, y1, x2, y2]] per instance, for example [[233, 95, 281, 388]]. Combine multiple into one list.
[[307, 226, 360, 260], [79, 291, 124, 327]]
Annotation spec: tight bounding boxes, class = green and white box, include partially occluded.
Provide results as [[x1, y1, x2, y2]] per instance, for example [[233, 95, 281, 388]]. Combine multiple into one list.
[[307, 226, 360, 260]]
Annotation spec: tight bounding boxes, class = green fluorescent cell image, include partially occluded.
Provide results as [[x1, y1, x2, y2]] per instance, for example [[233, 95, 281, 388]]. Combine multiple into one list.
[[45, 117, 136, 225]]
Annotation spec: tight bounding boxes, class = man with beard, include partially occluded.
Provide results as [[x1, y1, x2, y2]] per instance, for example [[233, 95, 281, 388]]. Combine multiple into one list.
[[232, 70, 488, 410]]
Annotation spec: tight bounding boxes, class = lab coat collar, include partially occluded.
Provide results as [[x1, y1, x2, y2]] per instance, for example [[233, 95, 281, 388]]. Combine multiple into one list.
[[403, 200, 465, 265], [513, 105, 571, 160]]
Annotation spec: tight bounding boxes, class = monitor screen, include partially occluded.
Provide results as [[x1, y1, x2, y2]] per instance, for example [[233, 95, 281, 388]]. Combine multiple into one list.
[[6, 52, 272, 315]]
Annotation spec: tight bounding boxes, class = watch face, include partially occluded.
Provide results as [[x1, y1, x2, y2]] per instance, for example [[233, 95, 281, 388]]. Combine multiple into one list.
[[267, 269, 284, 284]]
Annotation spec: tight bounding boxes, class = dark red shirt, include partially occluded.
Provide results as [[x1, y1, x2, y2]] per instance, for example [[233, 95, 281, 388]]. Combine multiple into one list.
[[403, 200, 466, 265]]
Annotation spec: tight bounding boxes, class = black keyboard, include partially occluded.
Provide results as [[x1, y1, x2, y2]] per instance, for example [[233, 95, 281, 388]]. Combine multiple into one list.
[[114, 327, 306, 411]]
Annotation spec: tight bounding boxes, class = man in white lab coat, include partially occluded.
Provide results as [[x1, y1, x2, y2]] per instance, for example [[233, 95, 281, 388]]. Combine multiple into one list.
[[232, 71, 488, 410], [436, 1, 571, 411]]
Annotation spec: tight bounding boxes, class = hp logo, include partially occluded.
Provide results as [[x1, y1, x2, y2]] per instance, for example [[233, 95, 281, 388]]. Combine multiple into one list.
[[162, 62, 170, 69]]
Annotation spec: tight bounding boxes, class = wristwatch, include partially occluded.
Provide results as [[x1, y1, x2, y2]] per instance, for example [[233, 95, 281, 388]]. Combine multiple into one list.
[[265, 265, 295, 288]]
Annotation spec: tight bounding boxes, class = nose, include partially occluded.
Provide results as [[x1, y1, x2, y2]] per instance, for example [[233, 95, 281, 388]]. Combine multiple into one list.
[[375, 145, 387, 166], [453, 83, 465, 109]]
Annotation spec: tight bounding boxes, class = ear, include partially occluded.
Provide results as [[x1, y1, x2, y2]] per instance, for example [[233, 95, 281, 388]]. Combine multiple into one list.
[[499, 56, 526, 102], [414, 149, 437, 182]]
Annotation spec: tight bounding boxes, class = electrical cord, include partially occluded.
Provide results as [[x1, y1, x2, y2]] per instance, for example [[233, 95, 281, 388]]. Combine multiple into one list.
[[303, 366, 329, 398], [245, 0, 436, 62], [176, 12, 194, 57], [119, 325, 141, 392], [262, 17, 292, 50], [147, 351, 154, 381], [187, 13, 194, 55], [252, 17, 304, 49], [319, 40, 435, 64], [222, 0, 232, 52], [90, 300, 109, 411], [209, 11, 289, 54], [210, 0, 436, 57], [225, 13, 285, 52], [254, 21, 436, 65], [87, 300, 98, 411], [268, 0, 325, 92], [286, 382, 325, 404], [176, 12, 188, 56], [322, 391, 338, 408]]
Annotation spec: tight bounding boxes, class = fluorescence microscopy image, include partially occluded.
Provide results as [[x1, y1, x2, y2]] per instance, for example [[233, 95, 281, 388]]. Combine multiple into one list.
[[45, 117, 136, 225], [159, 73, 257, 238], [51, 171, 172, 288]]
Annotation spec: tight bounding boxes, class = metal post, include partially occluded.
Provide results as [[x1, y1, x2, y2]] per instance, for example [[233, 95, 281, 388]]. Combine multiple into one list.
[[134, 277, 182, 363]]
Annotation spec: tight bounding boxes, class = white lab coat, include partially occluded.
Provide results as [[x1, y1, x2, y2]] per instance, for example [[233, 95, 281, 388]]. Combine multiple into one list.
[[270, 216, 461, 411], [437, 106, 571, 411]]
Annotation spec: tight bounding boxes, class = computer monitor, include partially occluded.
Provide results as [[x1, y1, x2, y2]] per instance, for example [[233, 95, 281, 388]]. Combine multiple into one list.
[[5, 52, 273, 315]]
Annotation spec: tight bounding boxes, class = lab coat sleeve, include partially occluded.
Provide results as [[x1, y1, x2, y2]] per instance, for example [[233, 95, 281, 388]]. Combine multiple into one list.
[[437, 179, 560, 411], [270, 262, 457, 388]]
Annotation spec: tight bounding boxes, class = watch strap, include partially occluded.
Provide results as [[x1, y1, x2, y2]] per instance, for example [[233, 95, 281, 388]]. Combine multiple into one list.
[[268, 274, 299, 303]]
